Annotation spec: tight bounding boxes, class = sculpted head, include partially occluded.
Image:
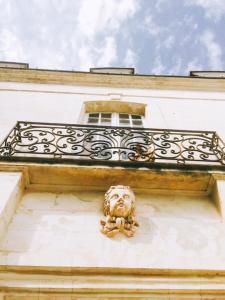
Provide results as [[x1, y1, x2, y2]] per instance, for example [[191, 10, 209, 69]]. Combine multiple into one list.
[[104, 185, 135, 218]]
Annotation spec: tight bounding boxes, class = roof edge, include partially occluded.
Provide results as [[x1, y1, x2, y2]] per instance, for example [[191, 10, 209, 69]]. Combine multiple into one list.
[[0, 67, 225, 92]]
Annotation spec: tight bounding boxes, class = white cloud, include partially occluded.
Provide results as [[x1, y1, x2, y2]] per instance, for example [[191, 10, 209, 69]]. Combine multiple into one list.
[[184, 58, 203, 74], [168, 58, 182, 75], [185, 0, 225, 21], [0, 0, 223, 76], [200, 30, 223, 69], [151, 56, 165, 75], [97, 36, 117, 67], [163, 35, 175, 49], [78, 45, 94, 71], [155, 0, 169, 12], [77, 0, 139, 38], [183, 14, 198, 30], [0, 0, 11, 14], [123, 49, 137, 67], [32, 48, 66, 69], [76, 0, 139, 70], [151, 55, 183, 76], [144, 15, 166, 36], [50, 0, 69, 13], [0, 29, 26, 61], [78, 36, 117, 70], [0, 0, 141, 71]]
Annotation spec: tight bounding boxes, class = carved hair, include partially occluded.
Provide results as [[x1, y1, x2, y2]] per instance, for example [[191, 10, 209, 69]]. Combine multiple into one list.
[[103, 185, 135, 216]]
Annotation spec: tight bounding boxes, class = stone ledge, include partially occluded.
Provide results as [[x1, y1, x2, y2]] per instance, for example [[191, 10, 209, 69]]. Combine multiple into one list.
[[0, 162, 217, 193]]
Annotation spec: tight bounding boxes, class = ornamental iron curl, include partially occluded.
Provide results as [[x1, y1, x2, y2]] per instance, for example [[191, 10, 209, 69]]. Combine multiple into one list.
[[0, 121, 224, 168]]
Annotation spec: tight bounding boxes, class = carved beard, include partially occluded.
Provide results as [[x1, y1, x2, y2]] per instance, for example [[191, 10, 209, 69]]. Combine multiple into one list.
[[110, 203, 131, 218]]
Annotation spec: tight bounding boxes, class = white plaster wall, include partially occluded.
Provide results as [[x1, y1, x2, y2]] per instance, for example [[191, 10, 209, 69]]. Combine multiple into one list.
[[0, 82, 225, 140], [0, 172, 23, 241], [0, 189, 223, 270]]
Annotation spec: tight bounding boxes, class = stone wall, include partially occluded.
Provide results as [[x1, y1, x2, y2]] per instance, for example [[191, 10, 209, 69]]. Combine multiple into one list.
[[1, 81, 225, 142], [0, 188, 223, 270]]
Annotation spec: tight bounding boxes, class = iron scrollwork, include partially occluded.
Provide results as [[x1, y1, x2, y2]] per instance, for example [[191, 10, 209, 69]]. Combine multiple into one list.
[[0, 121, 224, 168]]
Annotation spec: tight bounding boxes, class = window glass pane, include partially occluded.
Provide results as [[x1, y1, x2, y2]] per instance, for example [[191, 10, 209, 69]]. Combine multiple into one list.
[[89, 113, 99, 118], [101, 118, 111, 124], [88, 118, 99, 124], [132, 115, 142, 120], [132, 120, 143, 126], [100, 113, 111, 124], [88, 113, 99, 124], [119, 114, 130, 125], [120, 119, 130, 125], [101, 113, 111, 118], [119, 113, 129, 119], [87, 112, 144, 127]]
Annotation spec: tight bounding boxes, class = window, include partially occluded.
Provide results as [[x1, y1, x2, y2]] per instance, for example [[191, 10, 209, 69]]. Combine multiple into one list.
[[86, 112, 144, 127], [119, 114, 143, 127], [83, 101, 146, 161], [87, 113, 112, 125], [85, 112, 144, 161]]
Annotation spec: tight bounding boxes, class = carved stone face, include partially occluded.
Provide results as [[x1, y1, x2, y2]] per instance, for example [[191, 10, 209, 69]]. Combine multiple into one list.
[[101, 185, 138, 237], [107, 187, 135, 218]]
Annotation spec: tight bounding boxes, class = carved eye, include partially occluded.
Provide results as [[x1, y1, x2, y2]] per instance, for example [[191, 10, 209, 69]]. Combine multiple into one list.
[[111, 194, 119, 200], [123, 194, 129, 199]]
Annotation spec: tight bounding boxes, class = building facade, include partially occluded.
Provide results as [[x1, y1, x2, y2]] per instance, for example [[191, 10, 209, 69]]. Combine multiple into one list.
[[0, 63, 224, 299]]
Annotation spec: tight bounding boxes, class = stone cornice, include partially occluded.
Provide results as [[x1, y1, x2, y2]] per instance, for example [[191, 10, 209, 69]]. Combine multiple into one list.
[[1, 266, 225, 297], [0, 67, 225, 92]]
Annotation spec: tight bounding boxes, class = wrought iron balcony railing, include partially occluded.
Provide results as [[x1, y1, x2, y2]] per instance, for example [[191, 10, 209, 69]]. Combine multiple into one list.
[[0, 121, 224, 170]]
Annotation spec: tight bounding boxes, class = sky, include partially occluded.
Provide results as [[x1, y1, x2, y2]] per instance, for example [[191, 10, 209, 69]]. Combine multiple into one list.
[[0, 0, 224, 76]]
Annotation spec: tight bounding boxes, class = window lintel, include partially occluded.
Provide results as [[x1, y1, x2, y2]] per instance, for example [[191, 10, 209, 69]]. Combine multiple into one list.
[[84, 101, 146, 116]]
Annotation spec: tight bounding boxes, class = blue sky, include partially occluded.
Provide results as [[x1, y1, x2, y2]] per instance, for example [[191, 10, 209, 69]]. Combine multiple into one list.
[[0, 0, 224, 75]]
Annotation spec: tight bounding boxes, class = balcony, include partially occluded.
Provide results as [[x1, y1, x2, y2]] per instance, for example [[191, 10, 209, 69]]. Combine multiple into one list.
[[0, 121, 224, 170]]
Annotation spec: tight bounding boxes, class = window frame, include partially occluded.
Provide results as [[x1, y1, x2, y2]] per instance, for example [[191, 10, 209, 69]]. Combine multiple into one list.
[[85, 112, 144, 128]]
